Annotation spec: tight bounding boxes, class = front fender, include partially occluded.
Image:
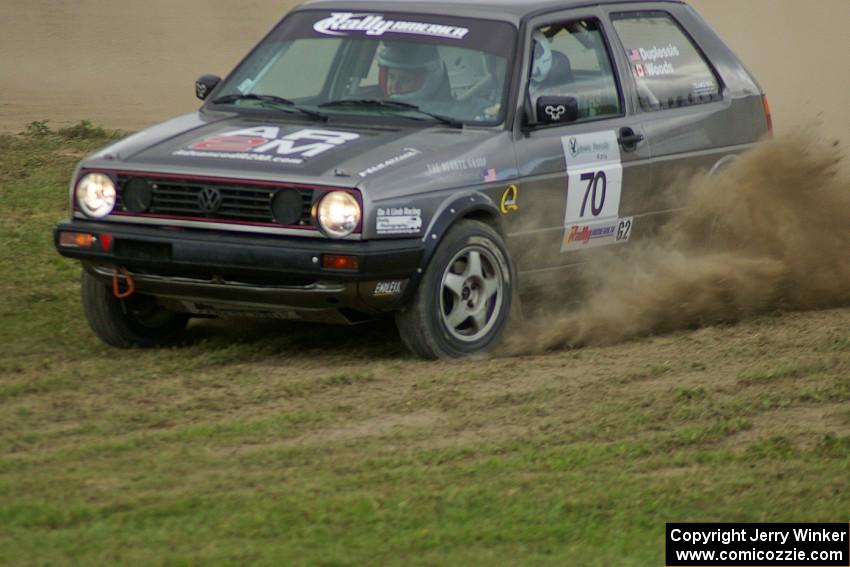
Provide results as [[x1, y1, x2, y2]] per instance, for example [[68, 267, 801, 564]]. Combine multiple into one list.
[[400, 191, 504, 304]]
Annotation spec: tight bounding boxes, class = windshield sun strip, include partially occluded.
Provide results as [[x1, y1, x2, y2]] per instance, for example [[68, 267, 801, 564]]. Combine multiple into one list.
[[209, 11, 518, 126]]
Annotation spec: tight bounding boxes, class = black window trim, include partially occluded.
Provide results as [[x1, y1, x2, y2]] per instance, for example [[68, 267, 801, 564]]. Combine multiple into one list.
[[607, 8, 727, 113]]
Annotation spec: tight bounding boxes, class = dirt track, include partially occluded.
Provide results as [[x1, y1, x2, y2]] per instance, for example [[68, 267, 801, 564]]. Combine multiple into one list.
[[1, 0, 849, 147]]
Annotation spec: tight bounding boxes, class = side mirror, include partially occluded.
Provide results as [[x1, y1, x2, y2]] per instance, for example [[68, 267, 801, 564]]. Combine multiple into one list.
[[195, 74, 221, 101], [536, 96, 579, 125]]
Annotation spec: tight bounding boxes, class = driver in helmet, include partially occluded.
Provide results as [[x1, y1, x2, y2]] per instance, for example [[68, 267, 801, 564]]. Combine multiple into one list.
[[378, 42, 450, 102]]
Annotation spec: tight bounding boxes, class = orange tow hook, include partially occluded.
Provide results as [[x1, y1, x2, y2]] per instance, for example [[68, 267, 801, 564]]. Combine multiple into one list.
[[112, 267, 135, 299]]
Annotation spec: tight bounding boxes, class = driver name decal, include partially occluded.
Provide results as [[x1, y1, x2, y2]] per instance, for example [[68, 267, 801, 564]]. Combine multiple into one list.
[[627, 44, 681, 78], [314, 13, 469, 40], [174, 127, 360, 165]]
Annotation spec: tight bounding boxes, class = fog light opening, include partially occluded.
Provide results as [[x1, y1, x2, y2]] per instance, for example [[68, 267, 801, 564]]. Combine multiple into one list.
[[59, 231, 96, 249]]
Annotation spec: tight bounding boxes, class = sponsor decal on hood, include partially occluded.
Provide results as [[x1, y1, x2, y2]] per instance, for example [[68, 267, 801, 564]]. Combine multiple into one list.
[[358, 148, 421, 178], [314, 12, 469, 40], [173, 127, 360, 165]]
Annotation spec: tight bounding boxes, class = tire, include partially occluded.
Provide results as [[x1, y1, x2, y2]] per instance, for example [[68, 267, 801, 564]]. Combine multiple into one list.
[[81, 270, 189, 348], [396, 220, 514, 360]]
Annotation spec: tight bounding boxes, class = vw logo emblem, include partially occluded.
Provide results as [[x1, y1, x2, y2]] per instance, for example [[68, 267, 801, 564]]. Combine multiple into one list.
[[198, 187, 223, 213]]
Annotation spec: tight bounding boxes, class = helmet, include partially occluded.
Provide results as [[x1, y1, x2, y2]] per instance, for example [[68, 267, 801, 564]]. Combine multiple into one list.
[[530, 30, 553, 86], [378, 42, 445, 101]]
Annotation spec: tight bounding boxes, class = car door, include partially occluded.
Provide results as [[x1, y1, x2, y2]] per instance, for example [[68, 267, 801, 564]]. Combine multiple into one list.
[[509, 7, 654, 282]]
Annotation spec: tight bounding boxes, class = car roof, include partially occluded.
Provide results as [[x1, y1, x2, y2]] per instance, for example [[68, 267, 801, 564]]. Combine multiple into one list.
[[298, 0, 686, 24]]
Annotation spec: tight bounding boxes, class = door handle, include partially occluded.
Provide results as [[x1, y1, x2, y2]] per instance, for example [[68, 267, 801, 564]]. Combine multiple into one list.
[[618, 127, 644, 148]]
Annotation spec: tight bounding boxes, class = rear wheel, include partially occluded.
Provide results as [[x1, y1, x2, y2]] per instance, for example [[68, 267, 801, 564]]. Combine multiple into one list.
[[81, 270, 189, 348], [396, 220, 513, 359]]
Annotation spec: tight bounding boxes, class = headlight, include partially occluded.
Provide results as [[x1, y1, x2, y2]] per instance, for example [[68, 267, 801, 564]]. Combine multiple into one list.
[[317, 191, 360, 238], [76, 173, 116, 218]]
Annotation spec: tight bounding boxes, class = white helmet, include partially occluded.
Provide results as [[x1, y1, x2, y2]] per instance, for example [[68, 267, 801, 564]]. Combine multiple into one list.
[[530, 30, 553, 86], [378, 42, 446, 102]]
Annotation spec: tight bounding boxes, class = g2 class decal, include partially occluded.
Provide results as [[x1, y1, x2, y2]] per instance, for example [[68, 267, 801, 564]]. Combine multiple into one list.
[[174, 127, 360, 165], [561, 131, 632, 252], [314, 13, 469, 40]]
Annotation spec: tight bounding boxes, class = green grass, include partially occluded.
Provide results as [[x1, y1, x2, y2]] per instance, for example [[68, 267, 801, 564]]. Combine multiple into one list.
[[0, 128, 849, 566]]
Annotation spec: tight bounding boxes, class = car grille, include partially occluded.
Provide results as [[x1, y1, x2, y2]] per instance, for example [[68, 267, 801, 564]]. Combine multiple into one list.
[[115, 175, 315, 227]]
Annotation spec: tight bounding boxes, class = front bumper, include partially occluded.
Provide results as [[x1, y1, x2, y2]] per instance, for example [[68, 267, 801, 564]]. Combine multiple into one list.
[[54, 219, 424, 321]]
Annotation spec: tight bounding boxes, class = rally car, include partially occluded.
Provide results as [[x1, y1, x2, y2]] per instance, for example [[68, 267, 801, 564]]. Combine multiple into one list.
[[54, 0, 771, 359]]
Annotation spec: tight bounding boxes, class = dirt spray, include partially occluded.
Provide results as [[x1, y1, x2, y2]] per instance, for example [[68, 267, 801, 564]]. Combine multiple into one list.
[[507, 132, 850, 354]]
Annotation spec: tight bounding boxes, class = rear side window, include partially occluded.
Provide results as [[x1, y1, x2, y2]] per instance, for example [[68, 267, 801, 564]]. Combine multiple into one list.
[[611, 12, 721, 111]]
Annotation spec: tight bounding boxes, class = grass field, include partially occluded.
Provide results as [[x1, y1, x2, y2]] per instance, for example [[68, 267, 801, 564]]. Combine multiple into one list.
[[1, 127, 848, 566]]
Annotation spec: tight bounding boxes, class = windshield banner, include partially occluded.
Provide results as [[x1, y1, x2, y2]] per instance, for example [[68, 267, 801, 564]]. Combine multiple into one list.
[[276, 11, 516, 58], [314, 13, 469, 40]]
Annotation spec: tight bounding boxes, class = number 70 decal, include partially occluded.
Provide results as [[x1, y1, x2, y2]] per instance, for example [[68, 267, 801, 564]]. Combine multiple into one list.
[[580, 170, 607, 217], [561, 131, 633, 252]]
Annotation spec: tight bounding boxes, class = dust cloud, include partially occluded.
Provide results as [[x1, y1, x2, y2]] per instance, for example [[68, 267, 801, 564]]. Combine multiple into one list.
[[508, 132, 850, 354]]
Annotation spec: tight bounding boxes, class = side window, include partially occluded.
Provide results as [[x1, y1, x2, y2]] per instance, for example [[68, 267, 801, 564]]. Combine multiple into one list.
[[611, 12, 721, 111], [530, 19, 622, 122]]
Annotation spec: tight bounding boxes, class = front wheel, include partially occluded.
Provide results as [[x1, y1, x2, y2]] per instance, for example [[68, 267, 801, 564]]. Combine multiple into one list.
[[81, 270, 189, 348], [396, 220, 514, 359]]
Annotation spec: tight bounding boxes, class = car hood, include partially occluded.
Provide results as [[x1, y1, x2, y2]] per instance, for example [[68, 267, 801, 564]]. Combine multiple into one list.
[[84, 111, 518, 201]]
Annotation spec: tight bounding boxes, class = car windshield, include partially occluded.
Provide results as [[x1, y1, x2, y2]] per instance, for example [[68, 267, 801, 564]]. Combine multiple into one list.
[[212, 11, 517, 125]]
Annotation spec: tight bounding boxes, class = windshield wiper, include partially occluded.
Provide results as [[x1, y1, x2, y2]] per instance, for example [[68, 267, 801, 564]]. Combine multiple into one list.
[[318, 99, 463, 129], [212, 93, 327, 122]]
